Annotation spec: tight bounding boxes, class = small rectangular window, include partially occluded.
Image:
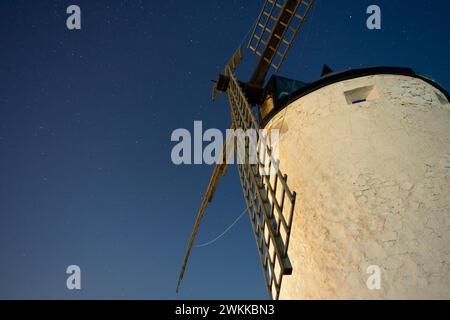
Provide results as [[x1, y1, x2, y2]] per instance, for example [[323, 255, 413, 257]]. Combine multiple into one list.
[[344, 85, 376, 105]]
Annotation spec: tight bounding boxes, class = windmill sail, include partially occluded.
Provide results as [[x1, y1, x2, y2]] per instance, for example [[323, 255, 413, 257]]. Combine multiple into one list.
[[176, 134, 233, 294], [248, 0, 314, 85], [224, 65, 296, 299], [177, 0, 315, 300]]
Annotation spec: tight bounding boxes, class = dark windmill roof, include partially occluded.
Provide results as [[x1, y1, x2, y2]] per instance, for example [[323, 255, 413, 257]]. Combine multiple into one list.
[[261, 66, 450, 127]]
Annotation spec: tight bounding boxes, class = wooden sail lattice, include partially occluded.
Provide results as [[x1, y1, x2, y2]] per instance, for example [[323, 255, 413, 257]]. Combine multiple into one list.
[[177, 0, 316, 300], [225, 65, 297, 300], [248, 0, 314, 72]]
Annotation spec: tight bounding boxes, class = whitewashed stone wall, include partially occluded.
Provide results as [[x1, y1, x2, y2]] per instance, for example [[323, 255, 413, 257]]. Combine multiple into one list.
[[265, 74, 450, 299]]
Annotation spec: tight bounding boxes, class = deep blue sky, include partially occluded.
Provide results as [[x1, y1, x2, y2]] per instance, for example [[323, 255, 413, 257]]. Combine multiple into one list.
[[0, 0, 449, 299]]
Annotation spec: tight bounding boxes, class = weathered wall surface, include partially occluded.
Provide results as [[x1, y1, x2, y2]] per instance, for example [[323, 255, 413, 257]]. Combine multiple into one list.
[[265, 75, 450, 299]]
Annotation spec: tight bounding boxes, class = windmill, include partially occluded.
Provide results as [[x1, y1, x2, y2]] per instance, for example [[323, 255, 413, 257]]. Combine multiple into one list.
[[177, 0, 315, 300]]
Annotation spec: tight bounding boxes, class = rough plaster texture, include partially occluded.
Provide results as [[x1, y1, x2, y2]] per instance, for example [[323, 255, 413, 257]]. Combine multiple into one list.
[[265, 75, 450, 299]]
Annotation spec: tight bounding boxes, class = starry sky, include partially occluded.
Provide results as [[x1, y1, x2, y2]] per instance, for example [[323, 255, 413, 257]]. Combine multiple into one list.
[[0, 0, 449, 299]]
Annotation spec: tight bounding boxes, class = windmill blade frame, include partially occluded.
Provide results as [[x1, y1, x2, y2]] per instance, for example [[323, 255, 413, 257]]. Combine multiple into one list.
[[224, 65, 297, 299], [176, 131, 233, 293], [177, 0, 315, 300], [248, 0, 314, 85]]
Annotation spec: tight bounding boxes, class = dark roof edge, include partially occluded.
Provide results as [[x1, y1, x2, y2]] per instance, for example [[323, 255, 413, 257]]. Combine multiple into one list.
[[261, 66, 450, 127]]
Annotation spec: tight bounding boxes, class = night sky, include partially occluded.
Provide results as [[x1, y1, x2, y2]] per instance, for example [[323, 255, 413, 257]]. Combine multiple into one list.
[[0, 0, 449, 299]]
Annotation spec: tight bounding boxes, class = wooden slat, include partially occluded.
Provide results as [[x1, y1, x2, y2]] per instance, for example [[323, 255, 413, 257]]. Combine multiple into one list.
[[225, 66, 297, 300]]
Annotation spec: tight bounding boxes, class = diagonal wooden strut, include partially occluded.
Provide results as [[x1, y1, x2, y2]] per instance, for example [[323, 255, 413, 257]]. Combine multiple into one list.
[[176, 132, 233, 293]]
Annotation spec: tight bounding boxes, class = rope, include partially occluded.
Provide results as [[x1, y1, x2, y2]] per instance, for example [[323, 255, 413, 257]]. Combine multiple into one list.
[[195, 207, 248, 248]]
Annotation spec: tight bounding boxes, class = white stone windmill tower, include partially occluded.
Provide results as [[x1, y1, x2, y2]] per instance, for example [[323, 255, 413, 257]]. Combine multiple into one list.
[[177, 0, 450, 300]]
